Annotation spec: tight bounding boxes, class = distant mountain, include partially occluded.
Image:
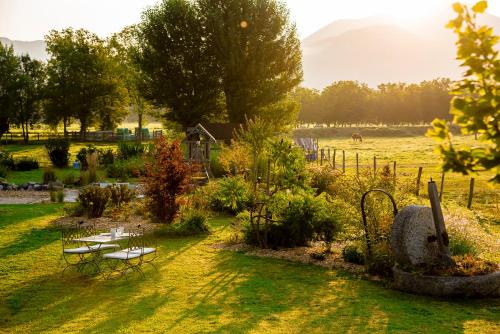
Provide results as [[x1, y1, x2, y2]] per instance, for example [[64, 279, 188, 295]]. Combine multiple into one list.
[[0, 37, 48, 61], [302, 13, 500, 89]]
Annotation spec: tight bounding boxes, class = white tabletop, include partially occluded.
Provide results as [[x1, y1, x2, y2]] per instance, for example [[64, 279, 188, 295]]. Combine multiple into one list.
[[73, 233, 130, 244]]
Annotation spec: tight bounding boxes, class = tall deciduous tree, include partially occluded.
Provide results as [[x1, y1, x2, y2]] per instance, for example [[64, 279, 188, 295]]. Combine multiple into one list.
[[138, 0, 302, 127], [428, 1, 500, 182], [138, 0, 222, 127], [199, 0, 302, 123], [14, 55, 46, 143], [45, 28, 128, 137], [0, 44, 20, 140], [110, 26, 152, 142]]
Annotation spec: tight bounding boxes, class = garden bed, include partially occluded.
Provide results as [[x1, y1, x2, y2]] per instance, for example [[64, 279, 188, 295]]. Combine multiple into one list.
[[212, 241, 366, 274]]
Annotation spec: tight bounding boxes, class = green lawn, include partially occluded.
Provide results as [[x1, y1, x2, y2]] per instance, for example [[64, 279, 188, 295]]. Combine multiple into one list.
[[0, 204, 499, 333]]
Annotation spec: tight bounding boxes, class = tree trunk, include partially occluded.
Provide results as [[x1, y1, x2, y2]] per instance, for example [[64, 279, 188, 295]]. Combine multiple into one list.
[[24, 121, 29, 143], [21, 122, 26, 144], [63, 116, 68, 137], [138, 111, 143, 143]]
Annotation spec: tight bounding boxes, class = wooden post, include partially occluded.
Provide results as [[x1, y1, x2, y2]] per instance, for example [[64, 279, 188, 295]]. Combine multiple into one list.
[[439, 172, 445, 201], [373, 156, 377, 178], [467, 178, 475, 209], [356, 153, 359, 176], [428, 179, 454, 266], [342, 150, 345, 173], [320, 149, 324, 166], [416, 167, 423, 196], [333, 149, 337, 169], [327, 148, 331, 164], [393, 161, 397, 181]]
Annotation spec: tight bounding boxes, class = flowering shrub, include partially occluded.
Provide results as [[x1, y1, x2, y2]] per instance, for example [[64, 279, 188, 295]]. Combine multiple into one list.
[[143, 137, 190, 223]]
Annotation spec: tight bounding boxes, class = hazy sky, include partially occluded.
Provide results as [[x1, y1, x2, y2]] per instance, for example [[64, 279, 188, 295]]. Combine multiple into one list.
[[1, 0, 499, 41]]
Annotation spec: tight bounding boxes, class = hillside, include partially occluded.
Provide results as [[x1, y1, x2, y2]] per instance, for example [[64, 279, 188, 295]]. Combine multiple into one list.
[[302, 13, 500, 89], [0, 37, 47, 60]]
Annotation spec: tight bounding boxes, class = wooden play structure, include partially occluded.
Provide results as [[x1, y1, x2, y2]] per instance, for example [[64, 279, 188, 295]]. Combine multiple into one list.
[[185, 124, 217, 180]]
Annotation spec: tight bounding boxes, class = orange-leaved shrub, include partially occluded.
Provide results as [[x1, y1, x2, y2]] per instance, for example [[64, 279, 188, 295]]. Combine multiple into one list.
[[143, 137, 191, 223]]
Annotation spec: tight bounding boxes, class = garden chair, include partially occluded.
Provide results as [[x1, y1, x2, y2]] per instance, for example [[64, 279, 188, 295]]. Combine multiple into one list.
[[61, 223, 119, 275], [102, 229, 157, 279]]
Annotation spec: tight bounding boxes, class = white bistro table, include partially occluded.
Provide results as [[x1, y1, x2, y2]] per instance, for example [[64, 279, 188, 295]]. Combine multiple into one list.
[[72, 233, 130, 273]]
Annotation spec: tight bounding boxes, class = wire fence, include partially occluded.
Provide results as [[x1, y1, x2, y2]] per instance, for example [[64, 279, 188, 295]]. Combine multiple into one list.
[[311, 147, 499, 211]]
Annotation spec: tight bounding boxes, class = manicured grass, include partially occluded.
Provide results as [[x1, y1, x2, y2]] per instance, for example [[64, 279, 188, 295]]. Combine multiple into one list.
[[0, 204, 499, 333]]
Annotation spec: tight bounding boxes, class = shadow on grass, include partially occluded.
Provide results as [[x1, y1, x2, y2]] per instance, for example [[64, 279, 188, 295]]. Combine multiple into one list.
[[166, 250, 500, 333], [0, 204, 62, 231], [0, 225, 60, 257], [0, 234, 206, 332]]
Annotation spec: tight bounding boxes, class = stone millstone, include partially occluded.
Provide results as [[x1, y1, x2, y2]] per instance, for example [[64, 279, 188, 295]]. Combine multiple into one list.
[[391, 205, 441, 266]]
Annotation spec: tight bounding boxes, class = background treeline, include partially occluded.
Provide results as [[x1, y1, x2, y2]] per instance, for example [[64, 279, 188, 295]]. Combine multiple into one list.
[[295, 79, 452, 125]]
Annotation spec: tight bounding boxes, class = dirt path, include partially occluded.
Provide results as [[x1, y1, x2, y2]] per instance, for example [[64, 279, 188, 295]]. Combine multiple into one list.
[[0, 189, 79, 204]]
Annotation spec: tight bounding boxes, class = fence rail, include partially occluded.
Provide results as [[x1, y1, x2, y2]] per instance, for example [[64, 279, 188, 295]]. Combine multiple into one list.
[[0, 129, 165, 144]]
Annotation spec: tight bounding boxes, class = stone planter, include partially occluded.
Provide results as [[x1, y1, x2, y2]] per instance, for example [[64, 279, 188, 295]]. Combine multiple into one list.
[[393, 267, 500, 298]]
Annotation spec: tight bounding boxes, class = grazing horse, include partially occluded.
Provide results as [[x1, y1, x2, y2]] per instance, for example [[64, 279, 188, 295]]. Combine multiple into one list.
[[352, 133, 363, 143]]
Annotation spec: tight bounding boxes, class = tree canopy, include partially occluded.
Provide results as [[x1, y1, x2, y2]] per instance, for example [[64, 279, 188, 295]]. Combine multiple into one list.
[[44, 28, 128, 137], [0, 44, 20, 140], [295, 79, 452, 125], [137, 0, 302, 127]]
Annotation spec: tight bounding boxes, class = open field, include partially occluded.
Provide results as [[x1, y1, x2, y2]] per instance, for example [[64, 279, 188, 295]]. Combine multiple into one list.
[[0, 204, 499, 333], [314, 135, 499, 223]]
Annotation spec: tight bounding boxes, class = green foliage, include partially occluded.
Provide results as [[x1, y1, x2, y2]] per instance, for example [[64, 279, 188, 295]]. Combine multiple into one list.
[[138, 0, 302, 126], [12, 55, 46, 143], [269, 138, 309, 191], [175, 208, 210, 236], [62, 173, 78, 186], [12, 157, 39, 171], [43, 169, 57, 185], [76, 145, 97, 170], [45, 28, 128, 135], [106, 157, 145, 180], [106, 162, 128, 181], [250, 191, 340, 249], [296, 79, 452, 125], [108, 184, 134, 207], [429, 1, 499, 182], [0, 44, 19, 140], [342, 245, 365, 265], [212, 176, 253, 214], [50, 190, 64, 203], [78, 185, 110, 218], [0, 151, 15, 169], [45, 138, 70, 168], [138, 0, 222, 127], [0, 165, 7, 178], [309, 165, 341, 195], [99, 149, 115, 166], [117, 142, 145, 160]]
